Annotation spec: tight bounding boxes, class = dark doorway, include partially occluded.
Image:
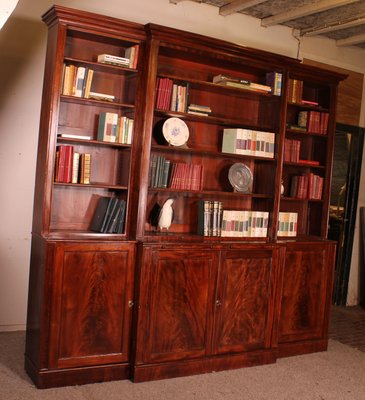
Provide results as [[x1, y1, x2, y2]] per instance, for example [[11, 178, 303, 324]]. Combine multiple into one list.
[[329, 123, 364, 306]]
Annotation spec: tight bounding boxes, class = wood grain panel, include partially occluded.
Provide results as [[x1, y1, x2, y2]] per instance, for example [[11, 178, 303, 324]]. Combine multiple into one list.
[[49, 242, 135, 368], [304, 59, 363, 126], [214, 250, 273, 354], [279, 244, 327, 342], [143, 250, 217, 362]]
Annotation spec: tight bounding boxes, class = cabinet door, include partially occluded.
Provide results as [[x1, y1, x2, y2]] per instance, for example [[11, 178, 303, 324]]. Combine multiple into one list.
[[278, 243, 334, 343], [48, 242, 135, 369], [213, 248, 277, 354], [139, 248, 218, 363]]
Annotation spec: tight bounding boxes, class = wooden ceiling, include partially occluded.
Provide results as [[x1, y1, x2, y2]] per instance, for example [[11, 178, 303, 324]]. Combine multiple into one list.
[[170, 0, 365, 49]]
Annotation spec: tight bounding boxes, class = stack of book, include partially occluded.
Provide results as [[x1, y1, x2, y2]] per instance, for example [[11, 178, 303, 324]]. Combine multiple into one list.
[[213, 74, 271, 94], [288, 79, 303, 103], [278, 212, 298, 237], [284, 138, 301, 163], [222, 128, 275, 158], [221, 210, 269, 238], [97, 45, 139, 69], [197, 200, 223, 237], [298, 110, 329, 135], [62, 64, 94, 98], [265, 71, 282, 96], [97, 112, 134, 144], [54, 145, 91, 184], [90, 197, 126, 233], [187, 104, 211, 116], [148, 157, 204, 190], [155, 78, 189, 112], [148, 155, 171, 188], [124, 45, 139, 69], [290, 173, 324, 200], [169, 162, 204, 191], [97, 53, 130, 67]]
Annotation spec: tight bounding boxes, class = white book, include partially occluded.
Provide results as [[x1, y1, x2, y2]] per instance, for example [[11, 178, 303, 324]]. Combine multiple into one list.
[[97, 53, 129, 65], [74, 66, 86, 97], [126, 119, 134, 144], [170, 84, 178, 111], [58, 133, 91, 140], [71, 152, 80, 183], [222, 129, 238, 154], [245, 130, 253, 156]]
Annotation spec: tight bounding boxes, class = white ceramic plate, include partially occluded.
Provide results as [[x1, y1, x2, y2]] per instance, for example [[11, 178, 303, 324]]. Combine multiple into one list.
[[162, 117, 189, 146]]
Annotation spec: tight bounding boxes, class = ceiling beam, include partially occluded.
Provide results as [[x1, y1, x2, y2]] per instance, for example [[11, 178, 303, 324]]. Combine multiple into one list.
[[219, 0, 267, 16], [301, 16, 365, 36], [336, 32, 365, 46], [261, 0, 360, 27], [170, 0, 201, 4]]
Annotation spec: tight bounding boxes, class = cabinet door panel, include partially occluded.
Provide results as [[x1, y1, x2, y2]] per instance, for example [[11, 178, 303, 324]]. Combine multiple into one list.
[[278, 244, 331, 343], [49, 242, 135, 369], [214, 249, 275, 354], [142, 249, 217, 363]]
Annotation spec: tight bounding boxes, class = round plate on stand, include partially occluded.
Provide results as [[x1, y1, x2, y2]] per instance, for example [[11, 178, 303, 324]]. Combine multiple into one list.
[[228, 163, 253, 193], [162, 117, 189, 147]]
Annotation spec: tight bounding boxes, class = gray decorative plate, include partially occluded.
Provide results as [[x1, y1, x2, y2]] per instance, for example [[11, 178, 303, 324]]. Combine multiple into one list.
[[228, 163, 253, 193]]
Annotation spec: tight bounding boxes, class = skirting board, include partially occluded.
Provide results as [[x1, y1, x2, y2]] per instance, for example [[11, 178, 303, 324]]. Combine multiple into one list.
[[0, 325, 26, 332]]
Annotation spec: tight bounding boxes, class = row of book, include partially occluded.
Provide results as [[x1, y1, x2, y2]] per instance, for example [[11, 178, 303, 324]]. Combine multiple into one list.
[[187, 104, 212, 116], [62, 64, 94, 98], [54, 145, 91, 184], [222, 128, 275, 158], [265, 71, 282, 96], [90, 197, 126, 233], [155, 77, 189, 112], [212, 74, 272, 94], [283, 138, 320, 166], [278, 212, 298, 237], [290, 173, 324, 200], [288, 79, 304, 104], [197, 200, 223, 237], [221, 210, 269, 238], [149, 155, 204, 191], [298, 110, 329, 135], [97, 112, 134, 144], [97, 45, 139, 69], [284, 138, 301, 163]]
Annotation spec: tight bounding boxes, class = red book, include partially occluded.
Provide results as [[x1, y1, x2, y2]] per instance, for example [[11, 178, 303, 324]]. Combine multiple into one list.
[[63, 145, 74, 183]]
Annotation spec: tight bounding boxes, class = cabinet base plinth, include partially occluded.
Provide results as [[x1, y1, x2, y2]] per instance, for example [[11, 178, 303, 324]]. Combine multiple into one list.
[[132, 350, 276, 383], [25, 356, 130, 389], [277, 339, 328, 359]]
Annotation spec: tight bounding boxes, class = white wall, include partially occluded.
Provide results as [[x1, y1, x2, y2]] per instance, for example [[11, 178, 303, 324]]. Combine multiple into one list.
[[0, 0, 364, 331]]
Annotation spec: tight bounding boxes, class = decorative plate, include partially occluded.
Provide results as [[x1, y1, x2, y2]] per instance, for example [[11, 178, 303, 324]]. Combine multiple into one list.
[[228, 163, 253, 193], [162, 117, 189, 147]]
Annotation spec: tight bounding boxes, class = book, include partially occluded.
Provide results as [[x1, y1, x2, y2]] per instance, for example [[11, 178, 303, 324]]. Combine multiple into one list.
[[58, 133, 92, 140], [90, 197, 127, 233], [83, 69, 94, 98], [89, 91, 115, 102], [97, 53, 130, 66], [212, 74, 250, 85], [79, 153, 91, 184], [125, 45, 139, 69], [74, 66, 86, 97], [90, 197, 112, 232], [71, 152, 80, 184], [55, 145, 73, 183], [98, 112, 119, 142], [266, 71, 282, 96]]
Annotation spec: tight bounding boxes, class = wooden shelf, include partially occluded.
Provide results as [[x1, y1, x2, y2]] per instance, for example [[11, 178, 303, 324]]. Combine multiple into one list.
[[54, 182, 128, 190], [60, 94, 135, 109], [151, 144, 276, 162]]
